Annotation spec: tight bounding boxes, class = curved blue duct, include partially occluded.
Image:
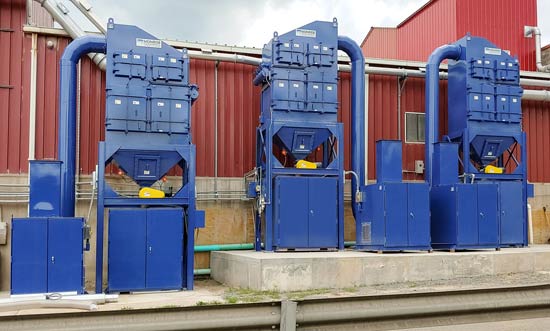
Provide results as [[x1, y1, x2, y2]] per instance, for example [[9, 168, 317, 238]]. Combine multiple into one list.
[[424, 44, 461, 186], [58, 35, 106, 217], [337, 36, 365, 217]]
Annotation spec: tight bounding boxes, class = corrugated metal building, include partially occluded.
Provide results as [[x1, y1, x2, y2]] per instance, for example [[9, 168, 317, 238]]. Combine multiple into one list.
[[1, 0, 549, 182], [361, 0, 550, 183]]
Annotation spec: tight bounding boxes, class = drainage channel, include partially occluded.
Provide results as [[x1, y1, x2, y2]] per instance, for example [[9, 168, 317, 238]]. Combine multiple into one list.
[[2, 284, 550, 331]]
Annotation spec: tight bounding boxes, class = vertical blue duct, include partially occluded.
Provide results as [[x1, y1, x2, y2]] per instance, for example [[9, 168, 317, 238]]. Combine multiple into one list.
[[337, 36, 365, 216], [424, 44, 461, 186], [58, 36, 106, 217]]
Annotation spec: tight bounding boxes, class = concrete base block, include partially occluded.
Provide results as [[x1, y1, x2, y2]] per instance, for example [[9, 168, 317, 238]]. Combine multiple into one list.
[[211, 246, 550, 291]]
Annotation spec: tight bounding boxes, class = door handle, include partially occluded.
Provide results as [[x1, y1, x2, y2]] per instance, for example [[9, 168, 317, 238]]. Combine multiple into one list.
[[409, 212, 414, 219], [51, 256, 55, 264], [149, 246, 152, 253]]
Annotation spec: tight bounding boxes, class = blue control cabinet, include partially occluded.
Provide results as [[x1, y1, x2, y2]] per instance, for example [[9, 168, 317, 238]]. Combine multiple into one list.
[[108, 208, 183, 292], [273, 177, 338, 249], [11, 217, 84, 294], [430, 184, 499, 249], [357, 183, 430, 251], [357, 141, 431, 251]]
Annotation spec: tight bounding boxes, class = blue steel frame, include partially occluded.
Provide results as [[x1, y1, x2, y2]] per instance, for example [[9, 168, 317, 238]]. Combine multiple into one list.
[[95, 20, 203, 293]]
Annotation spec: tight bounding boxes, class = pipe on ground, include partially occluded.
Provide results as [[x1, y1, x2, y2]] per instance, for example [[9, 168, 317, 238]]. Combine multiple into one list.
[[0, 300, 97, 312], [58, 35, 106, 217], [424, 44, 461, 186], [337, 36, 365, 217]]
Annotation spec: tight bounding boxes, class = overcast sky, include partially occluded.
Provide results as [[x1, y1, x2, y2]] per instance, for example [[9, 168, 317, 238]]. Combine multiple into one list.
[[64, 0, 550, 49]]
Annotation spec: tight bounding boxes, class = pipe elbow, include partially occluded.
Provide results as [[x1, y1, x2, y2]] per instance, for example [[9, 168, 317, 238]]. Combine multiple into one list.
[[61, 35, 106, 64], [427, 44, 461, 68]]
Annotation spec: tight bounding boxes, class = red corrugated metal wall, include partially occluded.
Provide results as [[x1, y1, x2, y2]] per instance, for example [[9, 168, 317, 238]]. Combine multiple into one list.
[[3, 0, 550, 183], [456, 0, 537, 71], [216, 62, 261, 177], [397, 0, 457, 62], [361, 28, 398, 59], [1, 0, 30, 173]]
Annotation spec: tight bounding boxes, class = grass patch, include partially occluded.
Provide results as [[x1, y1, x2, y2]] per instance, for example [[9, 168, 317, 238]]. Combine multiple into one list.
[[223, 287, 333, 303]]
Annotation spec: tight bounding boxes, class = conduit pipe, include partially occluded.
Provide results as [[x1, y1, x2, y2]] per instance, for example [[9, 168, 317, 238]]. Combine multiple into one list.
[[69, 0, 106, 34], [524, 26, 550, 73], [58, 35, 106, 217], [34, 0, 106, 70], [338, 36, 366, 217], [424, 44, 462, 186]]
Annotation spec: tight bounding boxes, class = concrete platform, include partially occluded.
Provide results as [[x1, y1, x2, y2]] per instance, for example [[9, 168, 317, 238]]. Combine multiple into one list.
[[211, 245, 550, 291]]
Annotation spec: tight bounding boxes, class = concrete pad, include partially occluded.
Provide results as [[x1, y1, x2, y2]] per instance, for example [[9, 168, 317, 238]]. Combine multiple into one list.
[[211, 246, 550, 291]]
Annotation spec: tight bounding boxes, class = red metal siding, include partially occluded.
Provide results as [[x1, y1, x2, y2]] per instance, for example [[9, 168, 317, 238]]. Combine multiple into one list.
[[34, 35, 64, 160], [216, 62, 260, 177], [361, 28, 398, 59], [456, 0, 537, 71], [523, 96, 550, 182], [397, 0, 457, 62], [190, 59, 216, 177], [337, 72, 351, 172], [367, 75, 399, 179], [77, 56, 105, 174], [0, 0, 30, 173]]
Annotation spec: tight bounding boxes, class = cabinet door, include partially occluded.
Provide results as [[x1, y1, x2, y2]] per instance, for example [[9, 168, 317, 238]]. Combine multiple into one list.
[[477, 184, 499, 245], [456, 185, 478, 245], [499, 182, 525, 245], [275, 177, 309, 248], [146, 208, 183, 290], [308, 177, 338, 248], [11, 218, 48, 294], [384, 183, 408, 247], [407, 184, 431, 247], [108, 209, 147, 291], [47, 218, 83, 293]]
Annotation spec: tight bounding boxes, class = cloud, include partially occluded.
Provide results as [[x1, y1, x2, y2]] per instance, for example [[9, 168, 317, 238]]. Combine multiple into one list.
[[64, 0, 550, 49]]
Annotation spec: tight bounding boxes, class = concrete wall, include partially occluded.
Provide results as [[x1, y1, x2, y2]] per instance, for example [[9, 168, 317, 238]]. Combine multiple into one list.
[[0, 174, 548, 291]]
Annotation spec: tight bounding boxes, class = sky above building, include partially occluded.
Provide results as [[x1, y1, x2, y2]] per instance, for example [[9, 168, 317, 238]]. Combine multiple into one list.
[[65, 0, 550, 49]]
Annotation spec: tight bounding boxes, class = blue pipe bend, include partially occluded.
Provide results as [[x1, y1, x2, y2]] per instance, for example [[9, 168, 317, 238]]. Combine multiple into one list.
[[424, 44, 461, 187], [59, 36, 106, 217], [338, 36, 365, 218]]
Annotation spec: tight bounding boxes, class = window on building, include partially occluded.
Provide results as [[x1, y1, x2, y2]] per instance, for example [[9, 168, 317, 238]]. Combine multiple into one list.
[[405, 112, 425, 143]]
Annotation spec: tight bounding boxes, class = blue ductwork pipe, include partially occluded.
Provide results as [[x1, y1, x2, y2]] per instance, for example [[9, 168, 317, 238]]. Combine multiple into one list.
[[424, 44, 461, 186], [58, 35, 106, 217], [338, 36, 365, 217]]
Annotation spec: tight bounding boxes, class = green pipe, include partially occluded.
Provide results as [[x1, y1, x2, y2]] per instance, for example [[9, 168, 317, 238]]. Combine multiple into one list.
[[194, 243, 254, 252], [194, 242, 356, 253], [194, 268, 211, 276]]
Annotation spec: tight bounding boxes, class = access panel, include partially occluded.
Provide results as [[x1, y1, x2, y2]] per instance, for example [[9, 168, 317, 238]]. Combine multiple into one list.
[[456, 185, 478, 245], [384, 183, 407, 247], [11, 218, 48, 294], [146, 208, 183, 290], [407, 183, 430, 248], [108, 209, 147, 291], [275, 177, 309, 248], [477, 184, 499, 246], [499, 182, 525, 246], [308, 177, 337, 248], [47, 218, 84, 293]]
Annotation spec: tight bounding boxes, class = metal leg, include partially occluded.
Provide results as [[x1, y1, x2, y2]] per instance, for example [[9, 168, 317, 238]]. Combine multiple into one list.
[[95, 142, 106, 294]]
